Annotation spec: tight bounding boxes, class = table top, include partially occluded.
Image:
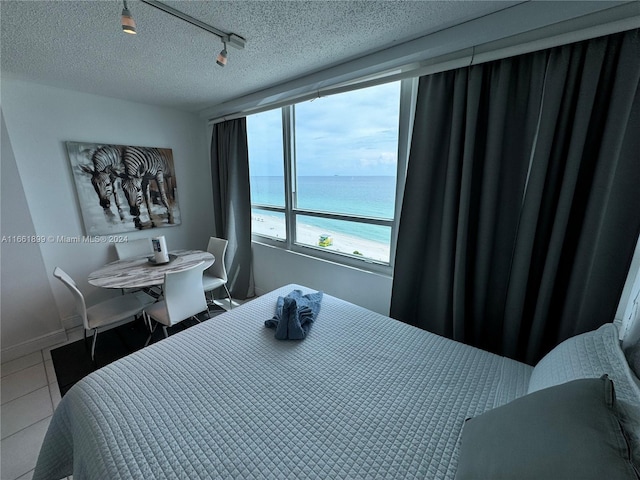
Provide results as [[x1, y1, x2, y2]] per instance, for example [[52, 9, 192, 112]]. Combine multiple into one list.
[[88, 249, 214, 289]]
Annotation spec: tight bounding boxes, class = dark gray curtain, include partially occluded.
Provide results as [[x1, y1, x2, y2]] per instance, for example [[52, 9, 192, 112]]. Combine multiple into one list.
[[504, 30, 640, 363], [211, 118, 254, 299], [391, 29, 640, 365]]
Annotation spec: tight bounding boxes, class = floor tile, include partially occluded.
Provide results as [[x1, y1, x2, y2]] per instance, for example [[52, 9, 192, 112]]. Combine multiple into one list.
[[0, 416, 50, 480], [1, 386, 53, 440], [1, 363, 48, 405], [44, 360, 57, 385], [49, 382, 62, 410], [1, 352, 43, 378]]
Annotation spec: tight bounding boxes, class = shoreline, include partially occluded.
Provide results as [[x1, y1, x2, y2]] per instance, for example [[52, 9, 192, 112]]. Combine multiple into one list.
[[252, 212, 390, 262]]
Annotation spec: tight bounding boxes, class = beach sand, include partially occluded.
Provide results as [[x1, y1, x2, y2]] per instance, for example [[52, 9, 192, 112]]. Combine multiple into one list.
[[252, 212, 390, 262]]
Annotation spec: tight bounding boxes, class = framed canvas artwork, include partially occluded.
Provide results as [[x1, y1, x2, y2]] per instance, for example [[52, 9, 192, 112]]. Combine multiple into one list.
[[66, 141, 181, 235]]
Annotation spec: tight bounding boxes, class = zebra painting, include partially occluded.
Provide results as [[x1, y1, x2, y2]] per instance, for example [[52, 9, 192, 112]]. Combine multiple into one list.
[[119, 146, 176, 229], [79, 145, 126, 221], [66, 141, 180, 235]]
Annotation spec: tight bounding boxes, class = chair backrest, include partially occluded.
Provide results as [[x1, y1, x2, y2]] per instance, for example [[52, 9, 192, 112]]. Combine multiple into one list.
[[163, 261, 208, 326], [53, 267, 89, 330], [205, 237, 228, 282], [114, 238, 152, 260]]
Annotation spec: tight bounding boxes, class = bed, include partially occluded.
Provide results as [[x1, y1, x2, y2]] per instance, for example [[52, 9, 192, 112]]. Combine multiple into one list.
[[34, 284, 640, 479]]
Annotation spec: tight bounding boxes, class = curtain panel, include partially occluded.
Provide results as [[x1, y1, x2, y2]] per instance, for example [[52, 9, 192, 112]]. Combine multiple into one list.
[[391, 29, 640, 364], [210, 118, 254, 299]]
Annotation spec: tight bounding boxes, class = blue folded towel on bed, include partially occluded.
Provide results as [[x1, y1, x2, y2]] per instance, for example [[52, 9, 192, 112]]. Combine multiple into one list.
[[265, 289, 323, 340]]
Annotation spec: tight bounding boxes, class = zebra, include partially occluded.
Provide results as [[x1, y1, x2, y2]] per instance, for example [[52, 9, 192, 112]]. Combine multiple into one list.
[[119, 146, 175, 228], [79, 145, 126, 220]]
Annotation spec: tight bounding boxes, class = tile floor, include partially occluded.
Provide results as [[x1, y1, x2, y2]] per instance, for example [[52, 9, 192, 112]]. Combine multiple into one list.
[[0, 299, 238, 480], [1, 328, 84, 480]]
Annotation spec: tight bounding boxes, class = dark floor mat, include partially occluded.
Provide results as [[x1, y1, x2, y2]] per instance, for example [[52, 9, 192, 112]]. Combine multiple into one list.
[[51, 307, 223, 396]]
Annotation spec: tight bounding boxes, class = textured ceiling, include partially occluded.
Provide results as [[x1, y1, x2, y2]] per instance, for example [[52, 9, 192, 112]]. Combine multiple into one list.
[[0, 1, 629, 114], [1, 0, 524, 113]]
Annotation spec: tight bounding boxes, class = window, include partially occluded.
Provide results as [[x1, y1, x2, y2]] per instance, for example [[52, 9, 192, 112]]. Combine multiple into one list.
[[247, 81, 405, 269], [247, 108, 286, 239]]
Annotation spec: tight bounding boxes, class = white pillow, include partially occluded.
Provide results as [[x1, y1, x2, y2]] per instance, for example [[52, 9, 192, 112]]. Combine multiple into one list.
[[528, 323, 640, 406]]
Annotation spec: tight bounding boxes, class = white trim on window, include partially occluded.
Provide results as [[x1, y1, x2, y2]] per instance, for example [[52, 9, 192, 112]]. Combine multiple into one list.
[[249, 79, 414, 275]]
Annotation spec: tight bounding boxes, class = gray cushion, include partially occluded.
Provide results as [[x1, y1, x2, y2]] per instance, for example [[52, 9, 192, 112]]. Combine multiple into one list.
[[455, 376, 639, 480], [528, 323, 640, 407]]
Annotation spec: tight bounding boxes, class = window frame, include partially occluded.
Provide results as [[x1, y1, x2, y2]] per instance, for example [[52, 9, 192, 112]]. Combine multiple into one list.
[[249, 78, 417, 275]]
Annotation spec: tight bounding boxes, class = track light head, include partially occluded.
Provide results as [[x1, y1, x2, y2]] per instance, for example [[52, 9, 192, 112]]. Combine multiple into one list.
[[216, 44, 228, 67], [121, 1, 137, 34]]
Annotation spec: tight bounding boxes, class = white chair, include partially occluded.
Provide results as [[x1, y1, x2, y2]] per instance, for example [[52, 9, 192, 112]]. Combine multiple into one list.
[[53, 267, 153, 361], [202, 237, 233, 310], [143, 261, 208, 344], [114, 238, 152, 260]]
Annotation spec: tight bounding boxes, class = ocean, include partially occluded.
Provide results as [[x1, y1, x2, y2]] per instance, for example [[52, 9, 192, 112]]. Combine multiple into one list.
[[250, 176, 396, 244]]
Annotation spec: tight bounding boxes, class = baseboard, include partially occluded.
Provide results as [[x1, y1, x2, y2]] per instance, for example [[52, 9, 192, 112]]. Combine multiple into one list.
[[1, 329, 68, 363], [61, 313, 82, 331]]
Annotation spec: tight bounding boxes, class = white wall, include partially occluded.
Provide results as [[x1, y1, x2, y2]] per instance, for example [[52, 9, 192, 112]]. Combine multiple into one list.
[[252, 242, 393, 315], [617, 234, 640, 344], [0, 78, 213, 359], [1, 110, 67, 361]]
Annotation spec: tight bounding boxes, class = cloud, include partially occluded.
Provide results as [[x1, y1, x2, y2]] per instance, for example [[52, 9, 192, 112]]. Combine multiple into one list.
[[358, 150, 397, 167], [248, 81, 401, 177]]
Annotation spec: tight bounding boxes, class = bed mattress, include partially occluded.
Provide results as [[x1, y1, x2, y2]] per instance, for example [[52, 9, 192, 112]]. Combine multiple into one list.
[[34, 284, 532, 479]]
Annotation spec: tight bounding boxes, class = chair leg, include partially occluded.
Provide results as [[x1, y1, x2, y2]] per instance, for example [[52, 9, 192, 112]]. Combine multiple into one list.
[[91, 329, 98, 361], [162, 326, 169, 338], [205, 292, 212, 311], [224, 285, 233, 309], [142, 311, 151, 331], [144, 312, 159, 347]]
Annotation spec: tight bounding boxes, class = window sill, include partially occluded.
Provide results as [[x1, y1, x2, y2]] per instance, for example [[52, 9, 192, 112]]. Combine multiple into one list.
[[251, 237, 393, 277]]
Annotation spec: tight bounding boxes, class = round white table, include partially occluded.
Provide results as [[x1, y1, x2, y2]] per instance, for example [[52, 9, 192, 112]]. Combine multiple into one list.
[[88, 249, 214, 289]]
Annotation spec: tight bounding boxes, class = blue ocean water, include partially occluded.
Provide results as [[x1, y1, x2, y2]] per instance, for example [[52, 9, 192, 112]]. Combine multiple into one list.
[[250, 176, 396, 244]]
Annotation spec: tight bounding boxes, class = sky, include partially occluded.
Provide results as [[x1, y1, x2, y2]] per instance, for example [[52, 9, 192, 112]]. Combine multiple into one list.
[[247, 81, 401, 177]]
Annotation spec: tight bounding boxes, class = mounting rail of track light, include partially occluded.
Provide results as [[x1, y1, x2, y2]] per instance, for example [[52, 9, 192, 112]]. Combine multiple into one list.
[[121, 0, 246, 67]]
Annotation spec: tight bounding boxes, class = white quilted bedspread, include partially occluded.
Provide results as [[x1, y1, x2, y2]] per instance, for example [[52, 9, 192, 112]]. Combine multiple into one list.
[[34, 285, 532, 480]]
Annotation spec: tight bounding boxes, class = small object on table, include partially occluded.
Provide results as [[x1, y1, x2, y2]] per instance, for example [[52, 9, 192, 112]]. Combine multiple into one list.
[[152, 236, 169, 263], [147, 253, 178, 265]]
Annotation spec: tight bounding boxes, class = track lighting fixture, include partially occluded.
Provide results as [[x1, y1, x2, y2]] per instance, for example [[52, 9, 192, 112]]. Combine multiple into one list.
[[121, 1, 136, 35], [121, 0, 246, 67], [216, 43, 228, 67]]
